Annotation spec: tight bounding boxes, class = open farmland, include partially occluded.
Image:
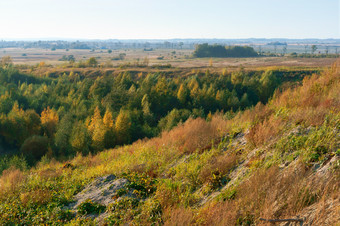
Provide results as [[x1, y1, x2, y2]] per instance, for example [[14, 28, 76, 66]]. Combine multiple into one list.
[[0, 47, 337, 69]]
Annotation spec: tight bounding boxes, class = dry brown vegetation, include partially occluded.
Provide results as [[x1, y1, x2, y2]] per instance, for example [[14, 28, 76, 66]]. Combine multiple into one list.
[[146, 115, 230, 154], [20, 189, 52, 206], [245, 62, 340, 148], [164, 163, 339, 225], [198, 153, 238, 185], [0, 167, 26, 198], [157, 61, 340, 225], [0, 61, 339, 225], [163, 207, 195, 226]]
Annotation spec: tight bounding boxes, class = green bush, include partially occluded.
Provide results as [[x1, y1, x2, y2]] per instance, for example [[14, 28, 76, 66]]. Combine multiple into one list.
[[121, 172, 157, 198], [0, 154, 27, 174], [20, 136, 49, 162], [105, 197, 140, 225], [77, 199, 106, 215]]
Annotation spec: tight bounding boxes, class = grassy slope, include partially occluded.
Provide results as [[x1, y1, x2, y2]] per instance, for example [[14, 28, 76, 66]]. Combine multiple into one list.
[[0, 62, 339, 225]]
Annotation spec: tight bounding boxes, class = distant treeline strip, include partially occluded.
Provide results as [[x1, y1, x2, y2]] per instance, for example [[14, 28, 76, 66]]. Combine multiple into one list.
[[194, 44, 258, 58]]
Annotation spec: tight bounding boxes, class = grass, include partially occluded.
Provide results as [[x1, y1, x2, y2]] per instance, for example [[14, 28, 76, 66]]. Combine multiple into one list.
[[0, 61, 339, 225]]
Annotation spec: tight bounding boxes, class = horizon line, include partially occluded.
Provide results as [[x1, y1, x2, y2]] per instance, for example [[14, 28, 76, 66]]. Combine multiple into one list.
[[1, 38, 340, 42]]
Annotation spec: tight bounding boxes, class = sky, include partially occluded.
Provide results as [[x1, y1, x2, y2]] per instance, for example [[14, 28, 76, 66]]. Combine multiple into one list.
[[0, 0, 339, 40]]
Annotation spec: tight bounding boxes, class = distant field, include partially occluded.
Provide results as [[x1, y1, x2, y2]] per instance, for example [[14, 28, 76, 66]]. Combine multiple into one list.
[[0, 47, 337, 69]]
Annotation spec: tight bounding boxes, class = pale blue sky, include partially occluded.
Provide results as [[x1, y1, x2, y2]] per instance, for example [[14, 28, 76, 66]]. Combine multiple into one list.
[[0, 0, 339, 39]]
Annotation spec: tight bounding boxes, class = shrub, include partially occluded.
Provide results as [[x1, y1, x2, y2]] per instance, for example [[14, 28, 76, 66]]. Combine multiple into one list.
[[122, 172, 157, 198], [139, 199, 163, 225], [246, 116, 284, 147], [0, 154, 27, 174], [105, 197, 140, 225], [20, 135, 49, 161], [198, 154, 238, 189], [77, 199, 106, 215], [20, 189, 52, 206], [154, 116, 227, 154], [154, 180, 183, 208]]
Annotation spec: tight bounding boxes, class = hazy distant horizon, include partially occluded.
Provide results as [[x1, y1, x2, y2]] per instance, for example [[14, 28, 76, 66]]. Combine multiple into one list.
[[2, 38, 340, 42]]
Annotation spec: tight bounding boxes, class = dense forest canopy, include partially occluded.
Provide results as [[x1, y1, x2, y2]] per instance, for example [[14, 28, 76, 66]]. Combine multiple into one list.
[[193, 44, 258, 58], [0, 63, 318, 170]]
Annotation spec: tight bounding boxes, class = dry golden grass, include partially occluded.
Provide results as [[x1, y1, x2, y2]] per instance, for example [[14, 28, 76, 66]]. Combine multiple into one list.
[[0, 167, 26, 197], [20, 189, 52, 206], [198, 202, 240, 225], [244, 61, 340, 148], [198, 153, 238, 185], [273, 61, 340, 111], [194, 159, 340, 225], [154, 182, 182, 208], [246, 116, 285, 147], [163, 207, 195, 226], [148, 115, 229, 154]]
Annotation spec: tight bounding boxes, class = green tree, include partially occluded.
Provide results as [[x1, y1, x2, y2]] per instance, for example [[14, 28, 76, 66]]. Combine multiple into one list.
[[119, 53, 126, 60], [70, 121, 91, 155], [1, 56, 13, 67], [24, 110, 41, 137], [259, 70, 279, 103], [177, 84, 189, 105], [21, 135, 49, 162], [311, 45, 317, 54], [282, 46, 287, 55], [91, 121, 106, 151], [158, 109, 191, 131], [240, 93, 250, 109], [141, 94, 152, 117], [115, 110, 132, 145], [54, 114, 73, 156], [231, 71, 244, 85], [87, 57, 98, 67]]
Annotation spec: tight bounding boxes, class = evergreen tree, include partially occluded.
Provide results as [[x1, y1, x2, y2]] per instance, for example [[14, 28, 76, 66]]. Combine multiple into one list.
[[54, 114, 73, 156], [177, 84, 189, 105], [115, 110, 132, 145], [70, 121, 91, 155]]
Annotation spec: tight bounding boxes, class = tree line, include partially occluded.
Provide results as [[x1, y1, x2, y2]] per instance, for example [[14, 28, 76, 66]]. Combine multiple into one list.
[[193, 44, 258, 58]]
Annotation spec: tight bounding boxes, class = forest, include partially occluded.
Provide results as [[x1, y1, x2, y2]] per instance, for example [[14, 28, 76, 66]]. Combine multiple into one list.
[[193, 44, 258, 58], [0, 60, 318, 172]]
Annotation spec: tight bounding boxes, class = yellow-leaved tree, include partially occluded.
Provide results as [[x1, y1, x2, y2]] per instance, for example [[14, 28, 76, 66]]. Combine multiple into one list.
[[88, 106, 106, 151], [40, 107, 59, 138], [103, 109, 114, 129], [177, 84, 189, 105], [103, 109, 116, 148]]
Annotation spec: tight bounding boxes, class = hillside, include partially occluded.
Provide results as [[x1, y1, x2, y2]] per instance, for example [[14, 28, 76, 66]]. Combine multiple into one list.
[[0, 62, 339, 225], [0, 63, 319, 168]]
